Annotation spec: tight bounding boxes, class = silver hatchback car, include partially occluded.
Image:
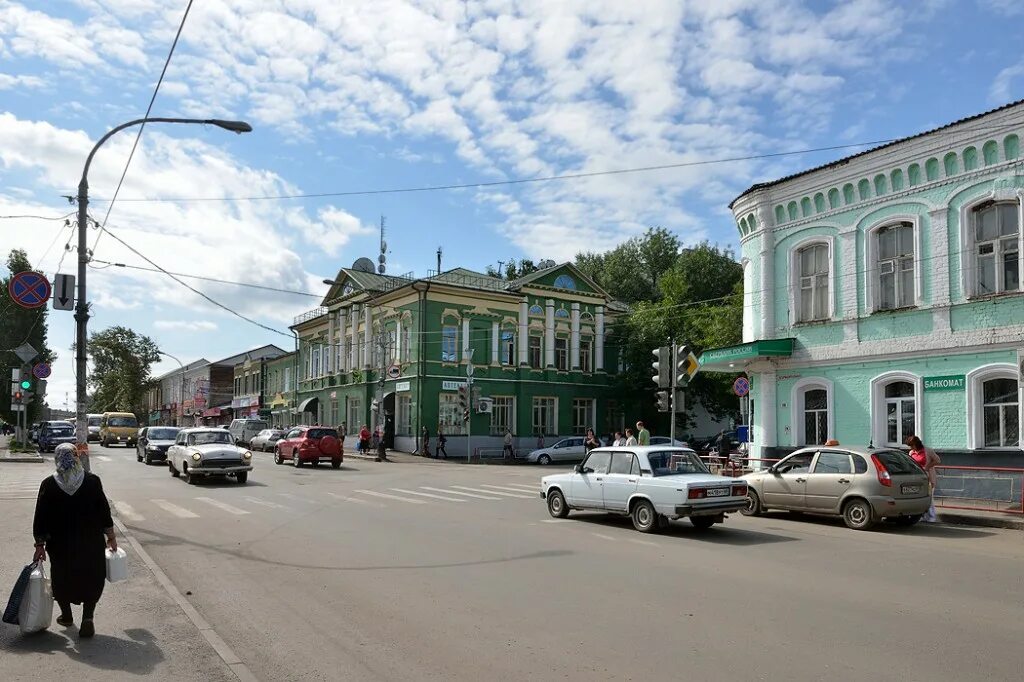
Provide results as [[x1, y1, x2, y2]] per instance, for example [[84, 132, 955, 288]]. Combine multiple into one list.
[[740, 446, 931, 530]]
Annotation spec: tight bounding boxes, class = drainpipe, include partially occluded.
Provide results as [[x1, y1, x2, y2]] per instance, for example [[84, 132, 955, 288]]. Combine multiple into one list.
[[412, 281, 431, 452]]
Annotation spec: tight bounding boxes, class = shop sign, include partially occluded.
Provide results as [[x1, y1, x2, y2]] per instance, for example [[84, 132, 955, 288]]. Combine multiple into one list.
[[396, 381, 411, 392], [923, 375, 965, 392], [441, 380, 465, 391]]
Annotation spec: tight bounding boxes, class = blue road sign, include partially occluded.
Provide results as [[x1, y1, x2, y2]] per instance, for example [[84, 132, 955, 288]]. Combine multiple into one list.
[[733, 376, 750, 397], [33, 363, 51, 379], [8, 271, 51, 309]]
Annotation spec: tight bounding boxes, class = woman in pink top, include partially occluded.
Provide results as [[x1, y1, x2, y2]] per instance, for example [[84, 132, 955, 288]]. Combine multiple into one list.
[[907, 436, 940, 522]]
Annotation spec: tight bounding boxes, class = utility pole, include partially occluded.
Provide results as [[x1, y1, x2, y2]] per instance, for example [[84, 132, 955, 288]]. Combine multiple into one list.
[[670, 341, 677, 444]]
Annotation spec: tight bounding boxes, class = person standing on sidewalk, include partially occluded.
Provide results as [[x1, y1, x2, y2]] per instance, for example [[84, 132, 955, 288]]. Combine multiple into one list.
[[907, 436, 941, 522], [358, 424, 370, 454], [584, 428, 600, 453], [421, 426, 431, 458], [636, 421, 650, 446], [503, 428, 514, 461], [32, 443, 117, 638], [624, 428, 637, 446], [436, 426, 448, 459]]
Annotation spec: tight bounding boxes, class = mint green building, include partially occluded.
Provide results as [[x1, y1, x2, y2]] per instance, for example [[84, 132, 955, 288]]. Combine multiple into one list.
[[703, 100, 1023, 465], [290, 263, 627, 456]]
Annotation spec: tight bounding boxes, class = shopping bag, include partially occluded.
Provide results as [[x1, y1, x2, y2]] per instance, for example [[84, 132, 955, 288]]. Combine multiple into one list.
[[105, 547, 128, 583], [17, 562, 52, 634], [2, 562, 34, 625]]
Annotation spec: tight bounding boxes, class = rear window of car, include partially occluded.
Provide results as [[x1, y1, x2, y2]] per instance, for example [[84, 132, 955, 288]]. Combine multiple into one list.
[[48, 426, 74, 436], [873, 450, 921, 474], [307, 428, 338, 439], [87, 417, 101, 427], [149, 428, 179, 440], [109, 416, 137, 427]]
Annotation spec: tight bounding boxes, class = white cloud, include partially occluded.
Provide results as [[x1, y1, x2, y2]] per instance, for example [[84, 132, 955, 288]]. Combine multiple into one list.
[[991, 61, 1024, 103], [0, 72, 44, 89], [154, 319, 217, 331]]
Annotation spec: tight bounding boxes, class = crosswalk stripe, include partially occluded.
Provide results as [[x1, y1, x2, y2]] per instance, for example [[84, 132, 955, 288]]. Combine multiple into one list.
[[326, 491, 382, 506], [481, 484, 538, 495], [195, 497, 250, 515], [152, 499, 198, 518], [277, 492, 314, 503], [242, 496, 287, 510], [452, 485, 533, 499], [93, 455, 112, 463], [354, 489, 428, 504], [421, 486, 500, 500], [591, 532, 617, 541], [391, 488, 466, 502], [113, 501, 144, 522], [499, 482, 539, 492]]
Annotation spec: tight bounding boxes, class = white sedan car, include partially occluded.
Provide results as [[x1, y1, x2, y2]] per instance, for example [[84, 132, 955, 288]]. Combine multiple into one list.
[[524, 437, 586, 464], [540, 446, 748, 532], [168, 427, 254, 484]]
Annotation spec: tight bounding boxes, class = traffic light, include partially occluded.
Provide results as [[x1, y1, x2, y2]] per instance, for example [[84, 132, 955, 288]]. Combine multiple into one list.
[[19, 378, 31, 390], [13, 390, 23, 402], [651, 346, 671, 388], [676, 344, 699, 386], [457, 384, 469, 412], [656, 390, 670, 412]]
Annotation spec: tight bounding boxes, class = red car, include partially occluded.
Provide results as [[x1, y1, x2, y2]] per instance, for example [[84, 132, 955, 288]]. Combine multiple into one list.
[[274, 426, 343, 468]]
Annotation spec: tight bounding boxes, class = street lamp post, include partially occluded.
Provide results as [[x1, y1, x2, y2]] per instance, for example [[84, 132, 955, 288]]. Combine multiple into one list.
[[75, 117, 251, 471]]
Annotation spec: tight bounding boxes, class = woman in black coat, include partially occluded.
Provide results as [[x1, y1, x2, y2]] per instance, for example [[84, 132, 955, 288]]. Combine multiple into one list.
[[32, 444, 117, 638]]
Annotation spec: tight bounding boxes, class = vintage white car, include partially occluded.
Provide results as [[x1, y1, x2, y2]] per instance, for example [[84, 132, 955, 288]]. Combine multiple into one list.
[[540, 446, 748, 532], [168, 427, 253, 484]]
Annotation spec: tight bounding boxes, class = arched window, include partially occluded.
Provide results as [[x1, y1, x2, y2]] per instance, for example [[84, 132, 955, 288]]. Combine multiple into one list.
[[739, 217, 748, 234], [787, 202, 799, 221], [747, 213, 757, 231], [972, 201, 1020, 296], [890, 169, 904, 191], [794, 242, 830, 322], [858, 179, 871, 200], [775, 205, 786, 224], [963, 146, 978, 171], [967, 364, 1021, 449], [1004, 134, 1019, 161], [528, 304, 543, 316], [791, 379, 834, 446], [983, 140, 999, 166], [870, 373, 922, 448], [801, 197, 812, 217], [553, 274, 577, 290], [944, 152, 959, 177], [874, 174, 888, 196], [925, 158, 939, 181], [827, 188, 840, 209], [907, 164, 921, 186], [554, 308, 570, 319], [814, 193, 826, 213], [842, 184, 855, 205]]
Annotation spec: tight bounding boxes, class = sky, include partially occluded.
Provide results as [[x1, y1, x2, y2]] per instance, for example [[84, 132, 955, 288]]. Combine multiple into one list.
[[2, 0, 1024, 408]]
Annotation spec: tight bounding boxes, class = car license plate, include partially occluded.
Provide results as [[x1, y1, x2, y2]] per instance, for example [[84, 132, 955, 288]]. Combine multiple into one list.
[[901, 484, 921, 494], [706, 487, 729, 497]]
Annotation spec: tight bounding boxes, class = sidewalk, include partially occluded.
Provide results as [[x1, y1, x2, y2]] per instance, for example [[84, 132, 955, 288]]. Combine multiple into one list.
[[0, 463, 237, 681], [0, 434, 44, 463], [935, 508, 1024, 530]]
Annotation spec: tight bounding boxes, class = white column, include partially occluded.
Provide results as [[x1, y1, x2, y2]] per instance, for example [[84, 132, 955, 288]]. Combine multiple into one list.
[[462, 316, 470, 361], [518, 299, 529, 366], [490, 320, 499, 365], [395, 320, 403, 365], [753, 368, 777, 463], [544, 299, 555, 368], [350, 306, 359, 370], [337, 308, 348, 372], [595, 306, 605, 372], [363, 305, 372, 369], [758, 230, 775, 340], [570, 302, 581, 370], [326, 312, 335, 375]]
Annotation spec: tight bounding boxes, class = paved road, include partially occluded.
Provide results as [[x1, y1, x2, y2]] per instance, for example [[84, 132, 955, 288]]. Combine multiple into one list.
[[79, 444, 1022, 682]]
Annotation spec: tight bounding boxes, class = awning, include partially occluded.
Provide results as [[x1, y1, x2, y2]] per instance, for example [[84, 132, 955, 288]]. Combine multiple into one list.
[[297, 396, 319, 413], [698, 338, 795, 371]]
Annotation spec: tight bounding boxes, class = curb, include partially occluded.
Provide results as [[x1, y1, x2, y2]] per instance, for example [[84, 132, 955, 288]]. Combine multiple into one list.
[[0, 454, 45, 463], [937, 512, 1024, 530]]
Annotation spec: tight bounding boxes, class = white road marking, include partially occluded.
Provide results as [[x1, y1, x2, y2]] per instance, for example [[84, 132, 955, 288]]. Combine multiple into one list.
[[591, 532, 617, 541], [195, 497, 250, 515], [354, 489, 428, 504], [627, 538, 658, 547], [277, 492, 314, 503], [454, 485, 533, 499], [499, 482, 540, 492], [391, 488, 466, 502], [151, 499, 199, 519], [541, 519, 572, 523], [93, 455, 112, 463], [242, 496, 287, 510], [481, 484, 539, 495], [422, 486, 501, 500], [326, 491, 382, 507], [113, 501, 144, 521]]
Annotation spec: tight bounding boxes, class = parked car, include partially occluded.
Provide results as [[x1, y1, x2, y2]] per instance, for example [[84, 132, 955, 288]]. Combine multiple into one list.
[[168, 428, 253, 484], [740, 445, 931, 530], [274, 426, 342, 468], [100, 411, 139, 448], [136, 426, 181, 465], [229, 418, 269, 446], [526, 437, 586, 465], [86, 413, 102, 442], [38, 421, 77, 452], [250, 428, 284, 452], [540, 446, 748, 532], [649, 437, 689, 447]]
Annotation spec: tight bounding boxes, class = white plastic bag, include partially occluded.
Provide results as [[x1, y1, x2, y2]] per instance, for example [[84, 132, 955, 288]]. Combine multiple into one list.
[[105, 547, 128, 583], [18, 562, 52, 634]]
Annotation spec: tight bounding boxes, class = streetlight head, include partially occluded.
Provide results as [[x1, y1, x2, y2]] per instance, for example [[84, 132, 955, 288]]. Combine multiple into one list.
[[207, 119, 253, 134], [323, 279, 340, 286]]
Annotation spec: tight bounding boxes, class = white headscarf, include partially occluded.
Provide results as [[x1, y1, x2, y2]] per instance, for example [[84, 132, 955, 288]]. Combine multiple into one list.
[[53, 443, 85, 495]]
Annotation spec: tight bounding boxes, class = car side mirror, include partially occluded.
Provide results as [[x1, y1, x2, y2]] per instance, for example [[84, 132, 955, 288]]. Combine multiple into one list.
[[573, 464, 582, 473]]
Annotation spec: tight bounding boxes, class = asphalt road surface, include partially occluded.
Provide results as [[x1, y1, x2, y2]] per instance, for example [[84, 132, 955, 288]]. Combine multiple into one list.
[[82, 443, 1022, 682]]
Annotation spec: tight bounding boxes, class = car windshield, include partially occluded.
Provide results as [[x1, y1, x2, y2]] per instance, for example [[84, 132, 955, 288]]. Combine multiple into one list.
[[647, 450, 709, 476], [87, 417, 100, 427], [149, 428, 179, 440], [307, 428, 338, 439], [873, 450, 921, 474], [109, 416, 137, 427], [188, 431, 232, 445]]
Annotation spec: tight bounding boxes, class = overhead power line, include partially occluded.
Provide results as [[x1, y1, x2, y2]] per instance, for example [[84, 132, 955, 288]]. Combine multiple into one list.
[[88, 258, 321, 298]]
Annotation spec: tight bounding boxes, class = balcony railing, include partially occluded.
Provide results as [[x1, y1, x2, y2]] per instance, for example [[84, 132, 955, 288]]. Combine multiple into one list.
[[378, 271, 415, 292], [294, 307, 327, 325], [426, 269, 508, 292]]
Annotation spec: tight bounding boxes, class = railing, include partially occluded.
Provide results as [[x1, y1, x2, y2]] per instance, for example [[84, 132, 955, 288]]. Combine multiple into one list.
[[377, 271, 415, 292], [933, 465, 1024, 515], [293, 307, 327, 325], [426, 269, 508, 292]]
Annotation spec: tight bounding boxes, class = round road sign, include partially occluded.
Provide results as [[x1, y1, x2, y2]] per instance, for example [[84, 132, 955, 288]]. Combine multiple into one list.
[[733, 376, 750, 397], [387, 365, 401, 379], [33, 363, 51, 379], [8, 271, 51, 309]]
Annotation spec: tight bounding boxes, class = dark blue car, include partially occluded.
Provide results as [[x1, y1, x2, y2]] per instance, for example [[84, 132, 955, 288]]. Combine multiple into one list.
[[38, 421, 77, 453]]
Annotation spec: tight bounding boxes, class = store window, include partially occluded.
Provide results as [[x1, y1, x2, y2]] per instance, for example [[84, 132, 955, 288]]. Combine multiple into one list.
[[884, 381, 915, 446], [439, 393, 465, 435], [555, 337, 568, 371], [571, 399, 594, 435], [973, 201, 1020, 296], [396, 395, 412, 436], [532, 397, 557, 436], [876, 222, 915, 310], [490, 396, 515, 435], [441, 325, 458, 362], [528, 334, 542, 369], [982, 378, 1019, 447]]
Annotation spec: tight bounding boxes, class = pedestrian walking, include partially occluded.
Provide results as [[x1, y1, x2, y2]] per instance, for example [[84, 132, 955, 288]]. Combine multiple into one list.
[[624, 428, 637, 446], [907, 435, 941, 522], [32, 444, 117, 638], [358, 424, 370, 454], [421, 426, 431, 458], [636, 421, 650, 446], [436, 426, 448, 459], [503, 428, 514, 461], [584, 428, 600, 453], [536, 432, 545, 449], [339, 421, 348, 447]]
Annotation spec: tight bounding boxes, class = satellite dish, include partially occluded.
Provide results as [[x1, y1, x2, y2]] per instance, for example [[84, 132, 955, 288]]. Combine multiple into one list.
[[352, 257, 375, 273], [539, 259, 556, 269]]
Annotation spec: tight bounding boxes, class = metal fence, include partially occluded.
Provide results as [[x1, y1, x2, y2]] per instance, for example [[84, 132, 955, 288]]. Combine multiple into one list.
[[933, 465, 1024, 515]]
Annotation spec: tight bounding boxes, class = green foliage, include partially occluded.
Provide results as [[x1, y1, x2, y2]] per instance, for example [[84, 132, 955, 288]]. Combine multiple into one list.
[[87, 326, 161, 417], [575, 227, 680, 304], [1, 249, 55, 424], [485, 259, 540, 281]]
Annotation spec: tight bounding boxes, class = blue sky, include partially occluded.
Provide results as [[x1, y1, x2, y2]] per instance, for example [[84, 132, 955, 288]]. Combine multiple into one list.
[[2, 0, 1024, 405]]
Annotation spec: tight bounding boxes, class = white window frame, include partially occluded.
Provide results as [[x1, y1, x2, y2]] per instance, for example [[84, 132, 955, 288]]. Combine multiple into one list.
[[959, 191, 1024, 299], [790, 377, 835, 446], [441, 324, 459, 363], [554, 335, 569, 372], [346, 397, 362, 431], [571, 398, 595, 436], [500, 328, 515, 366], [527, 332, 543, 369], [489, 395, 515, 435], [788, 236, 835, 324], [396, 394, 412, 436], [532, 397, 557, 436], [966, 363, 1022, 450], [869, 371, 923, 448], [579, 336, 593, 373], [864, 215, 923, 312]]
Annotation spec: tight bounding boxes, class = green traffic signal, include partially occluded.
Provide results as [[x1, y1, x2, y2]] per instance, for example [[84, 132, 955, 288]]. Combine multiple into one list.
[[20, 379, 31, 390]]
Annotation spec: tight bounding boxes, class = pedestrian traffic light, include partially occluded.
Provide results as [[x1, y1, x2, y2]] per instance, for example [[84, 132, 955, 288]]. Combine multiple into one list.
[[656, 390, 670, 412], [13, 390, 23, 402], [651, 346, 671, 388]]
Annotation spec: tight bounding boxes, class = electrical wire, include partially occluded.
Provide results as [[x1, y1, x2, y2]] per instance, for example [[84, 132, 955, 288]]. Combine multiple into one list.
[[0, 212, 75, 221], [90, 0, 195, 255], [88, 258, 321, 297]]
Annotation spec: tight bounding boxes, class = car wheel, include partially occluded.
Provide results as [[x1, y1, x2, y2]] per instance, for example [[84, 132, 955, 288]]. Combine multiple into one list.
[[144, 452, 152, 465], [546, 489, 569, 518], [274, 450, 283, 465], [293, 451, 302, 467], [331, 459, 341, 469], [170, 462, 180, 478], [182, 465, 194, 484], [631, 499, 657, 533], [891, 514, 922, 526], [842, 498, 875, 530], [741, 490, 763, 517], [538, 454, 551, 465], [236, 472, 248, 484], [691, 516, 716, 530]]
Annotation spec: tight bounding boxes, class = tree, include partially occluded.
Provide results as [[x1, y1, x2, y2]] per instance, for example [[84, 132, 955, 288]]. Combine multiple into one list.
[[575, 227, 681, 304], [86, 326, 161, 417], [1, 249, 55, 425], [485, 258, 541, 281]]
